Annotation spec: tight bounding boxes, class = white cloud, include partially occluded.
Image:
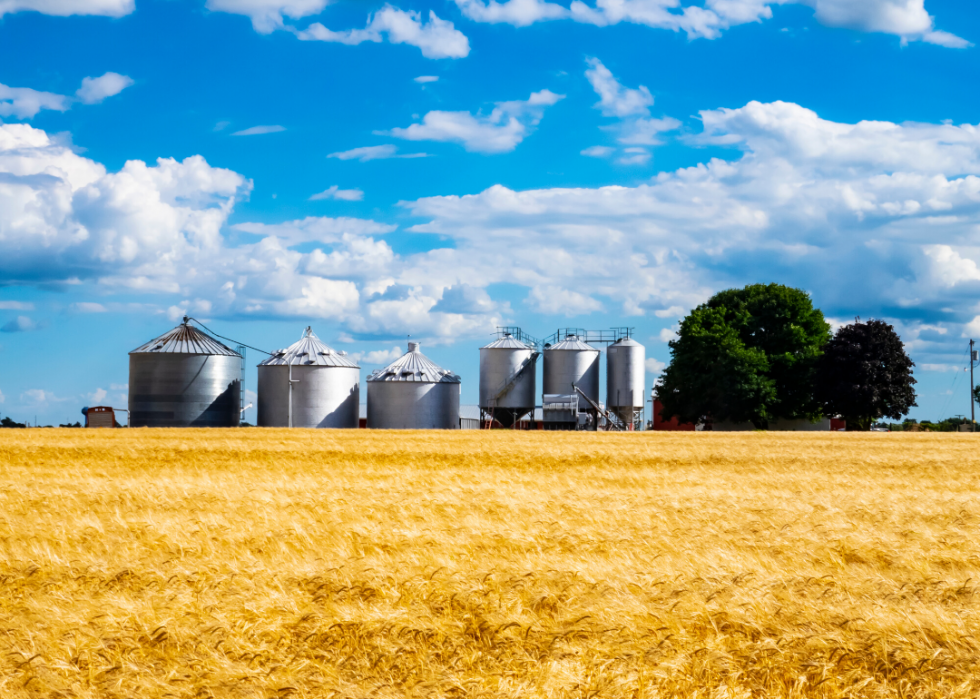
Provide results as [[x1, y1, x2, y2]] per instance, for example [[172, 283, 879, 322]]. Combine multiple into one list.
[[12, 98, 980, 351], [0, 84, 70, 120], [1, 316, 37, 333], [658, 327, 679, 343], [0, 73, 133, 120], [386, 89, 564, 154], [205, 0, 331, 32], [586, 58, 653, 118], [75, 72, 134, 104], [0, 388, 4, 403], [22, 388, 69, 405], [617, 147, 651, 165], [233, 216, 394, 244], [0, 0, 133, 18], [88, 387, 107, 404], [232, 125, 286, 136], [582, 145, 615, 158], [645, 357, 666, 373], [71, 302, 108, 313], [452, 0, 966, 47], [110, 383, 128, 391], [294, 6, 470, 59], [327, 144, 428, 161], [920, 363, 959, 372], [527, 286, 603, 315], [0, 301, 34, 310], [310, 185, 364, 201], [350, 345, 403, 364], [415, 75, 439, 83]]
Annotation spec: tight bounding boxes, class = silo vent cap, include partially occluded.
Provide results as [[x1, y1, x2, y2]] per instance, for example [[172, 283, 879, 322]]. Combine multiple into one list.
[[408, 341, 421, 352]]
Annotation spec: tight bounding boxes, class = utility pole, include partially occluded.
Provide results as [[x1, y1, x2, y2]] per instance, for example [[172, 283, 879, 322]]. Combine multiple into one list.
[[972, 339, 977, 430]]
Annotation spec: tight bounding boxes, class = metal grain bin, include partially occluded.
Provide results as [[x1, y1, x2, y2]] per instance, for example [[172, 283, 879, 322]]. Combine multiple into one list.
[[479, 333, 537, 427], [543, 336, 599, 410], [129, 318, 242, 427], [606, 336, 645, 427], [257, 327, 360, 428], [367, 342, 460, 429]]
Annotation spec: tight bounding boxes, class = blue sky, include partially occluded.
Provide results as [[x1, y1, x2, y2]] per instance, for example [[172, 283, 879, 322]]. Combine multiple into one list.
[[1, 0, 979, 425]]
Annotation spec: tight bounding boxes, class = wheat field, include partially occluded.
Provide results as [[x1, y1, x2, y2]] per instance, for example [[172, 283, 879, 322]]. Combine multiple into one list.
[[0, 429, 978, 698]]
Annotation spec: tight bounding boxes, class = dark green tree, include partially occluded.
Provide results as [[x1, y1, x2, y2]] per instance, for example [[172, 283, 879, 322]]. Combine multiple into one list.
[[656, 283, 831, 428], [974, 385, 980, 411], [814, 319, 916, 431]]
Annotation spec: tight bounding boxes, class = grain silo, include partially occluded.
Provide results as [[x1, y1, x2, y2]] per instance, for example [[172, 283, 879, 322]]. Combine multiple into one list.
[[543, 335, 600, 412], [129, 317, 242, 427], [479, 333, 537, 427], [367, 341, 460, 429], [257, 327, 360, 428], [606, 336, 645, 429]]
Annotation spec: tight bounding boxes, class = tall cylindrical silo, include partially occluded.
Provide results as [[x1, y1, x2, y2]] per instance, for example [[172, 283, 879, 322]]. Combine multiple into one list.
[[607, 336, 645, 426], [543, 336, 600, 410], [479, 333, 537, 427], [367, 342, 460, 429], [129, 318, 242, 427], [257, 327, 360, 428]]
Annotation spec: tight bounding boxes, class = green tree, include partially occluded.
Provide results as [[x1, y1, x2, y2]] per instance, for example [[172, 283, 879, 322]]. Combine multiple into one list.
[[657, 283, 831, 428], [814, 319, 916, 431]]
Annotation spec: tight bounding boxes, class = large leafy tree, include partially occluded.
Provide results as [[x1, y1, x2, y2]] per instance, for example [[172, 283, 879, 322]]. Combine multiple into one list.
[[657, 283, 831, 428], [814, 319, 916, 431]]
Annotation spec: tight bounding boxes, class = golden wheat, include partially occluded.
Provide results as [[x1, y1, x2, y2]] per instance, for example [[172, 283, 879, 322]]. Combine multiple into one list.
[[0, 429, 978, 698]]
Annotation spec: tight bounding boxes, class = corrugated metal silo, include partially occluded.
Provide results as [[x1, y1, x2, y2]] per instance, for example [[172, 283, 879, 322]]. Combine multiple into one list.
[[367, 342, 460, 429], [606, 336, 645, 426], [479, 333, 537, 427], [543, 336, 600, 410], [129, 318, 242, 427], [257, 327, 360, 428]]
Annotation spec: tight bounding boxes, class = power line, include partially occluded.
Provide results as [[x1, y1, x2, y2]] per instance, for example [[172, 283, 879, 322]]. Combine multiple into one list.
[[185, 317, 273, 356]]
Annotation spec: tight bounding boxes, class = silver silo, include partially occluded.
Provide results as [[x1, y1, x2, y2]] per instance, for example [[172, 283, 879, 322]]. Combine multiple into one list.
[[607, 336, 645, 428], [543, 336, 600, 411], [479, 333, 537, 427], [257, 327, 360, 428], [367, 342, 460, 429], [129, 317, 242, 427]]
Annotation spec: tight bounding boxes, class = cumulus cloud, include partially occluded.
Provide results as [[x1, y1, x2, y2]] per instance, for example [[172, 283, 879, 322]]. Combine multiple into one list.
[[0, 73, 133, 120], [0, 0, 133, 18], [0, 84, 70, 119], [233, 216, 394, 244], [645, 357, 666, 373], [452, 0, 966, 47], [293, 6, 470, 59], [327, 144, 428, 161], [583, 59, 681, 160], [75, 72, 134, 104], [205, 0, 331, 33], [310, 185, 364, 201], [386, 89, 564, 153], [10, 99, 980, 353], [232, 125, 286, 136], [586, 58, 653, 118]]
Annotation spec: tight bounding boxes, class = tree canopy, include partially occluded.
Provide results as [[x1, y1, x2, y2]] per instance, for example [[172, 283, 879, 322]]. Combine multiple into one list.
[[814, 319, 916, 431], [656, 283, 831, 428]]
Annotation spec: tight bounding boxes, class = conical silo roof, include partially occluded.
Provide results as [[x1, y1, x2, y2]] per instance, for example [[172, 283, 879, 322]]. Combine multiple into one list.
[[367, 341, 460, 383], [258, 327, 359, 368], [481, 333, 532, 350], [130, 320, 241, 356], [546, 336, 597, 352]]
